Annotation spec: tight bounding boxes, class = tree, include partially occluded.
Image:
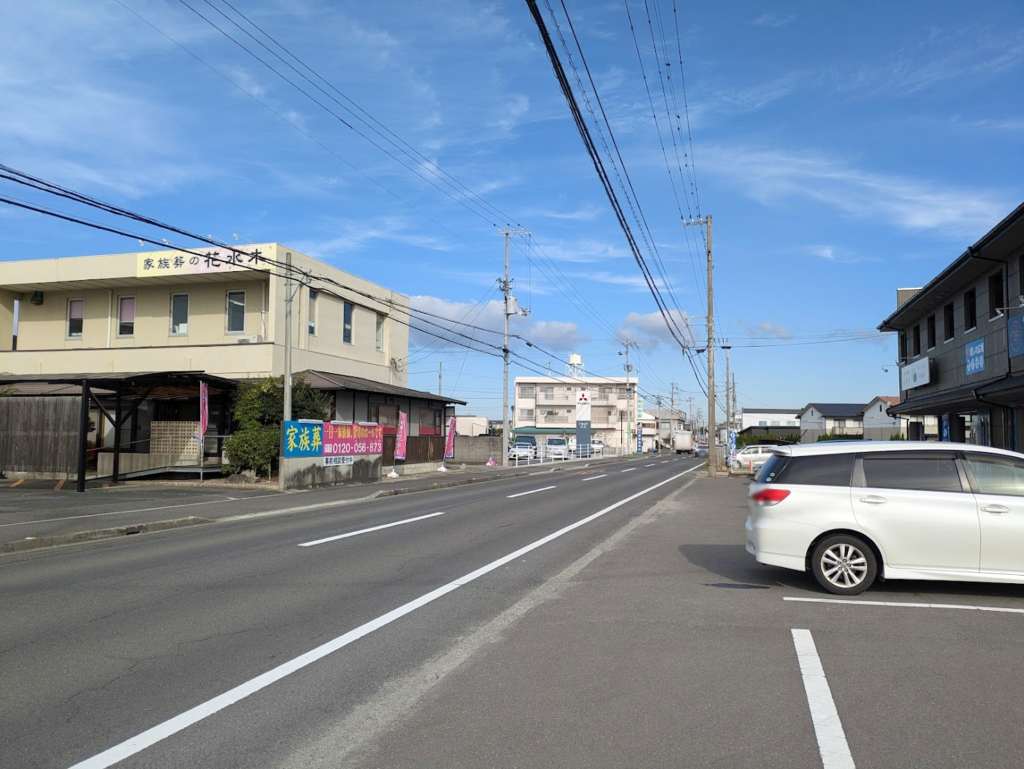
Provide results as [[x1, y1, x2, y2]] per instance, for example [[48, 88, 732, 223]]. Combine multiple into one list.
[[0, 373, 14, 398], [223, 375, 330, 476]]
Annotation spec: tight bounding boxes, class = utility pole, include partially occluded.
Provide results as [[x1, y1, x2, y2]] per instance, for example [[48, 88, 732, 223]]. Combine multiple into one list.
[[499, 227, 529, 467], [685, 215, 715, 476], [279, 251, 294, 491], [723, 339, 732, 437], [687, 395, 695, 431], [732, 372, 738, 432], [619, 341, 638, 453]]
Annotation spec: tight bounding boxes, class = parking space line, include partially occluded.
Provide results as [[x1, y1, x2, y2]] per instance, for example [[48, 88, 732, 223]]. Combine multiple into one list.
[[785, 596, 1024, 614], [791, 629, 855, 769], [507, 486, 556, 498], [581, 475, 607, 482], [298, 512, 445, 547]]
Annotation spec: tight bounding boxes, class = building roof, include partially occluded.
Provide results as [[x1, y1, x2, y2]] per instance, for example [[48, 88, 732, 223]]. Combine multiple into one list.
[[878, 202, 1024, 331], [799, 403, 867, 418], [299, 369, 467, 405], [740, 407, 801, 414], [0, 371, 237, 399]]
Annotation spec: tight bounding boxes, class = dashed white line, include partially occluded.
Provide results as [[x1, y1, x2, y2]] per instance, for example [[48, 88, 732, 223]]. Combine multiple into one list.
[[785, 596, 1024, 614], [620, 468, 636, 473], [581, 475, 607, 482], [661, 461, 669, 464], [507, 485, 557, 498], [70, 469, 694, 769], [644, 463, 657, 467], [791, 629, 855, 769], [299, 512, 445, 547]]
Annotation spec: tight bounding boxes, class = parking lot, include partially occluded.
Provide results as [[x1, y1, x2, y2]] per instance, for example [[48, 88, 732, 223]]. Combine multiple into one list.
[[343, 474, 1024, 768]]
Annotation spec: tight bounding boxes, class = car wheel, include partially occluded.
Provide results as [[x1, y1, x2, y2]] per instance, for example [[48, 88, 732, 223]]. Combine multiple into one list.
[[810, 535, 877, 595]]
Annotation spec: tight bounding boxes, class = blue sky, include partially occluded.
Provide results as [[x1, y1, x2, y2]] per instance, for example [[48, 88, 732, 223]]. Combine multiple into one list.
[[2, 0, 1022, 420]]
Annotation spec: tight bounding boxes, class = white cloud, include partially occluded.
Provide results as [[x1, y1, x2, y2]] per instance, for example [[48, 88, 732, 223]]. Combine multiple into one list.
[[741, 321, 792, 339], [752, 13, 794, 28], [619, 309, 695, 349], [291, 216, 457, 257], [703, 144, 1014, 241], [540, 240, 629, 264]]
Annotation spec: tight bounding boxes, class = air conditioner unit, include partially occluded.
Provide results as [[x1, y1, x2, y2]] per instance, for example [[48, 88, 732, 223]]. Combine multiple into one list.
[[236, 334, 263, 344]]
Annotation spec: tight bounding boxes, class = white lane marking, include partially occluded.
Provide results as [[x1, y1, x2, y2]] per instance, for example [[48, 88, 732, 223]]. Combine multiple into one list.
[[581, 475, 607, 482], [644, 463, 656, 467], [785, 596, 1024, 614], [70, 469, 693, 769], [299, 512, 445, 547], [661, 461, 669, 464], [791, 629, 855, 769], [620, 468, 636, 473], [507, 485, 557, 498], [0, 494, 284, 528]]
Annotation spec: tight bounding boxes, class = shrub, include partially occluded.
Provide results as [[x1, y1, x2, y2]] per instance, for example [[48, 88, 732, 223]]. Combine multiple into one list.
[[224, 425, 280, 477], [817, 433, 863, 442]]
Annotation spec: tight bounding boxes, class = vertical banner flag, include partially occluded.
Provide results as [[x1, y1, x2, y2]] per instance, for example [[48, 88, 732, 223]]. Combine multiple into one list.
[[395, 411, 409, 461], [199, 381, 209, 439], [444, 416, 457, 460]]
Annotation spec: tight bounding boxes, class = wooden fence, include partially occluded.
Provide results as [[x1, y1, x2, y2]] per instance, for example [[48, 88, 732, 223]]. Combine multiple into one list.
[[382, 435, 447, 465], [0, 396, 80, 476]]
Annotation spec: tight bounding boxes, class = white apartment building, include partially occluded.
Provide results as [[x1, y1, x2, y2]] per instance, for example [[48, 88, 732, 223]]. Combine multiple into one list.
[[512, 376, 638, 449], [739, 408, 801, 431], [0, 243, 409, 383]]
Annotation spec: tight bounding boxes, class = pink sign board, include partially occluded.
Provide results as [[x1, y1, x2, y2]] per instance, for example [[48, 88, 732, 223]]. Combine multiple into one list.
[[394, 412, 409, 460], [322, 422, 384, 456]]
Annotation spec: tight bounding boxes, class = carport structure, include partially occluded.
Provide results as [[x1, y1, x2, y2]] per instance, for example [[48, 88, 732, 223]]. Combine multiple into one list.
[[0, 371, 237, 491]]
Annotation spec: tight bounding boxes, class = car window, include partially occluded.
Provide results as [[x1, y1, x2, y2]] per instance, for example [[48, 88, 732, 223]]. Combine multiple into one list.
[[861, 451, 963, 492], [765, 453, 854, 486], [966, 454, 1024, 496]]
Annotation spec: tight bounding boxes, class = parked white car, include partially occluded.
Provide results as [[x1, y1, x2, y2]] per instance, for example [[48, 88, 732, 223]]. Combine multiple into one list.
[[545, 437, 570, 460], [746, 441, 1024, 595], [730, 444, 776, 470]]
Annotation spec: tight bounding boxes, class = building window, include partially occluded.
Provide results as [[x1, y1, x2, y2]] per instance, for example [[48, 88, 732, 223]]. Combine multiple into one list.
[[227, 290, 246, 333], [989, 270, 1005, 319], [519, 408, 535, 419], [343, 302, 353, 343], [926, 315, 936, 349], [899, 331, 908, 361], [912, 324, 921, 357], [67, 298, 84, 338], [116, 296, 135, 337], [964, 288, 977, 331], [308, 288, 317, 336], [944, 303, 955, 341], [375, 313, 385, 351], [419, 409, 442, 436], [770, 421, 780, 426], [519, 385, 535, 397], [758, 420, 767, 427], [171, 293, 189, 335]]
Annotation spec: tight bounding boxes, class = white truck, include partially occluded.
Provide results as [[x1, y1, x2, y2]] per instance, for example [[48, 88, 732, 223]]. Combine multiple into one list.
[[672, 431, 694, 455]]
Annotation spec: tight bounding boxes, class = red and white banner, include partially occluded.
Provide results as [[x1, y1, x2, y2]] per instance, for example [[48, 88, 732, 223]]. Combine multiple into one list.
[[199, 381, 209, 438], [394, 411, 409, 461], [444, 416, 457, 460]]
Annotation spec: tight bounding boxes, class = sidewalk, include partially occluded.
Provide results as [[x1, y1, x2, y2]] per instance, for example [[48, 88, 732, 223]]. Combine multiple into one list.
[[0, 455, 649, 554], [287, 474, 809, 769]]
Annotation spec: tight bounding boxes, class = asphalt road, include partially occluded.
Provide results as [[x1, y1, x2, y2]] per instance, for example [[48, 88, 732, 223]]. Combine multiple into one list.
[[6, 456, 1024, 768], [1, 455, 702, 768]]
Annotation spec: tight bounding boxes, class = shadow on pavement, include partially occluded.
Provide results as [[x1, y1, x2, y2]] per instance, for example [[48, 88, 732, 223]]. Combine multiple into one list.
[[678, 543, 810, 590]]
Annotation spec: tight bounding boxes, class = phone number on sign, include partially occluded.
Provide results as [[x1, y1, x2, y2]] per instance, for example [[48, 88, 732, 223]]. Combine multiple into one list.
[[323, 439, 383, 456]]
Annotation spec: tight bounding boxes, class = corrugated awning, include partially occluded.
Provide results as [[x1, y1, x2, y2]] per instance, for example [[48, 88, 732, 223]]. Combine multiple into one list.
[[298, 369, 467, 406], [0, 371, 237, 400]]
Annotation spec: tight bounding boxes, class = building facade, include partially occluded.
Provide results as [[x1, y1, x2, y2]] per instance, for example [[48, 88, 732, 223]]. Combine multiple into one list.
[[739, 408, 801, 431], [0, 243, 409, 384], [512, 376, 637, 450], [797, 403, 867, 443], [878, 203, 1024, 450]]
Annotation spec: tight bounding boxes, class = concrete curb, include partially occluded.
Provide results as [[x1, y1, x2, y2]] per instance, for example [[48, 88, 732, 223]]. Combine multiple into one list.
[[1, 516, 212, 554]]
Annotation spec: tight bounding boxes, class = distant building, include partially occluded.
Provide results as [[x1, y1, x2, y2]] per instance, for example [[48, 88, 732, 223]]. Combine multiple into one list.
[[455, 415, 489, 436], [796, 403, 866, 442], [740, 408, 801, 431], [513, 375, 637, 449]]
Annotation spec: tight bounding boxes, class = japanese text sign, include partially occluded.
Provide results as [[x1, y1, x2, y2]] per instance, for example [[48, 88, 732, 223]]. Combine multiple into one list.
[[135, 247, 271, 278], [281, 421, 384, 459]]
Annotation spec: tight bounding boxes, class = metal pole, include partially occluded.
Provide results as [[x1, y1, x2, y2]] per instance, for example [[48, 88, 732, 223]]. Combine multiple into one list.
[[724, 342, 731, 459], [77, 379, 90, 493], [112, 382, 122, 484], [279, 251, 293, 491], [501, 230, 511, 467]]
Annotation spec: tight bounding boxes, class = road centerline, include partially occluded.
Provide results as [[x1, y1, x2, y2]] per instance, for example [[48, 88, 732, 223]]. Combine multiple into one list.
[[507, 486, 557, 498], [298, 512, 446, 547], [620, 468, 636, 473], [581, 475, 607, 482]]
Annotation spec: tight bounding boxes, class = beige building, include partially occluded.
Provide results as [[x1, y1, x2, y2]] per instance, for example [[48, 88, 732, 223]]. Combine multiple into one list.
[[0, 243, 409, 383], [512, 376, 638, 450]]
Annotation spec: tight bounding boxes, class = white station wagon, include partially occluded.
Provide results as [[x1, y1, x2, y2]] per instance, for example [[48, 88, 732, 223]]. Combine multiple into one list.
[[746, 441, 1024, 595]]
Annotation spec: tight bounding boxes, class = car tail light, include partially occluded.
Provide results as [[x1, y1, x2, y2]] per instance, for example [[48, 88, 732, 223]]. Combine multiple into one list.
[[751, 488, 791, 506]]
